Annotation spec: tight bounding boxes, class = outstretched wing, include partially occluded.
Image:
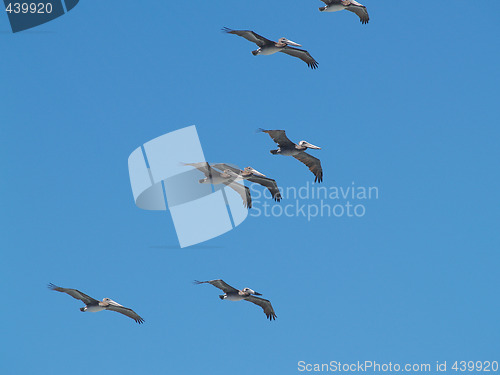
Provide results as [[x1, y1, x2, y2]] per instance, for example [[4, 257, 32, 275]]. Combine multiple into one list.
[[224, 180, 252, 208], [212, 163, 281, 202], [258, 129, 295, 149], [104, 302, 144, 324], [182, 162, 213, 178], [293, 152, 323, 183], [222, 27, 273, 47], [245, 296, 277, 321], [194, 279, 239, 294], [247, 174, 282, 202], [48, 283, 99, 305], [345, 1, 369, 24], [280, 46, 319, 69]]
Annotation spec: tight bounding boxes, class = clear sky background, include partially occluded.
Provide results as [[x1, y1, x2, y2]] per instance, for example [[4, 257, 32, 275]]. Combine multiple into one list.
[[1, 1, 499, 374]]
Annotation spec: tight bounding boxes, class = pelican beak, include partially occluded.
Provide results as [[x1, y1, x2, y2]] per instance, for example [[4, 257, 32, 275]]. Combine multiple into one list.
[[254, 292, 262, 296], [248, 167, 266, 177], [303, 142, 321, 150], [284, 39, 301, 47]]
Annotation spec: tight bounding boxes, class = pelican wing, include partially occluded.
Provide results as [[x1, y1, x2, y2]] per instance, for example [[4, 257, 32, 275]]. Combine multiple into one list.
[[245, 296, 277, 321], [345, 1, 369, 24], [224, 180, 252, 208], [293, 152, 323, 183], [222, 27, 273, 47], [211, 163, 281, 202], [194, 279, 239, 294], [246, 174, 282, 202], [48, 283, 99, 305], [183, 162, 212, 178], [259, 129, 296, 148], [280, 46, 318, 69], [104, 302, 144, 324]]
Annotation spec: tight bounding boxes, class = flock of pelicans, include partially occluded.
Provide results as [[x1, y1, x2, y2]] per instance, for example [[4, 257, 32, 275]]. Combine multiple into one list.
[[49, 279, 276, 322], [48, 0, 370, 323], [225, 0, 369, 69], [49, 128, 319, 322]]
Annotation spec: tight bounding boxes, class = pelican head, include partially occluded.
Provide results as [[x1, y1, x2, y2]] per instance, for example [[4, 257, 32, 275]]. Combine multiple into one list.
[[102, 298, 123, 307], [242, 287, 262, 296], [278, 37, 301, 47], [299, 140, 321, 150], [244, 167, 266, 177], [80, 307, 86, 312]]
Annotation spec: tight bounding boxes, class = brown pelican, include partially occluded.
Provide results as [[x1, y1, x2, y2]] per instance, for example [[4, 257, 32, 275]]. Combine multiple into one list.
[[211, 164, 282, 202], [222, 27, 318, 69], [319, 0, 370, 24], [183, 162, 252, 208], [194, 279, 277, 321], [48, 283, 144, 324], [259, 129, 323, 183]]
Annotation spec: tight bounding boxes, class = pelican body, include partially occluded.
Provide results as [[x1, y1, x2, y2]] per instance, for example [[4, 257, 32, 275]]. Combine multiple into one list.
[[271, 141, 321, 156], [252, 37, 300, 56], [221, 287, 261, 301]]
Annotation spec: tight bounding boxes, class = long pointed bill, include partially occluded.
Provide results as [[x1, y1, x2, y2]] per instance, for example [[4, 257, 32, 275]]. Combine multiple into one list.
[[248, 167, 266, 177], [253, 292, 262, 296], [303, 142, 321, 150], [284, 39, 301, 47]]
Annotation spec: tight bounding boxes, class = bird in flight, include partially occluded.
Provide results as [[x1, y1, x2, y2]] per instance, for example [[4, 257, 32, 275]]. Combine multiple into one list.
[[259, 128, 323, 183], [195, 279, 277, 321], [223, 27, 318, 69], [48, 283, 144, 324]]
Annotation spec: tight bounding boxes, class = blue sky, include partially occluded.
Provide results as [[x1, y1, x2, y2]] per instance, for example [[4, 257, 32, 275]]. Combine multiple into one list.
[[1, 1, 499, 374]]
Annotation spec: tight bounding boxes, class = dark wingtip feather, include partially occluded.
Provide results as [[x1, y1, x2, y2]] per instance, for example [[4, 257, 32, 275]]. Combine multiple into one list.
[[308, 61, 319, 70], [267, 313, 277, 321], [221, 27, 233, 33]]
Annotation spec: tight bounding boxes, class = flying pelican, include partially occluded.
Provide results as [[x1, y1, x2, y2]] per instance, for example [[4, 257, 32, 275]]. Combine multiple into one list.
[[259, 129, 323, 183], [183, 162, 252, 208], [222, 27, 318, 69], [48, 283, 144, 324], [194, 279, 277, 321], [211, 164, 282, 202], [318, 0, 370, 24]]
